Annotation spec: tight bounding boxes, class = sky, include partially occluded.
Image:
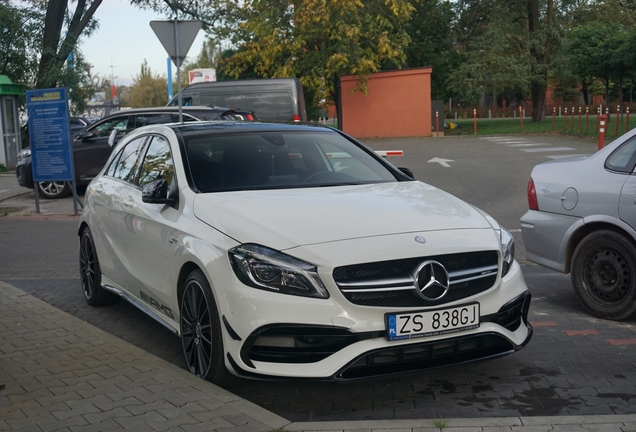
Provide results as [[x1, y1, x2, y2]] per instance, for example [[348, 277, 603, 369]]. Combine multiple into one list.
[[79, 0, 208, 86]]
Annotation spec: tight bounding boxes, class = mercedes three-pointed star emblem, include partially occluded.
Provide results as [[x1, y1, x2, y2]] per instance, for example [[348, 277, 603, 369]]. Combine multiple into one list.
[[414, 260, 450, 301]]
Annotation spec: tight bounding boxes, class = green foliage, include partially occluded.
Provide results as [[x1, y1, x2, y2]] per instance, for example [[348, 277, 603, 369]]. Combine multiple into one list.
[[448, 2, 532, 106], [130, 60, 169, 107], [0, 2, 42, 86], [215, 0, 415, 109], [434, 419, 449, 429], [0, 164, 7, 173], [403, 0, 459, 100]]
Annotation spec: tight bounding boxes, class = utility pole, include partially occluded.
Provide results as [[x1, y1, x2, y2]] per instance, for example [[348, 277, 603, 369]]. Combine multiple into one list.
[[109, 60, 118, 104]]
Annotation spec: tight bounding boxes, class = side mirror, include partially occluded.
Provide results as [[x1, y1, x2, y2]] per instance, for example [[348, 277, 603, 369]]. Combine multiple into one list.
[[108, 129, 118, 147], [77, 131, 95, 140], [142, 179, 176, 205], [398, 167, 414, 179]]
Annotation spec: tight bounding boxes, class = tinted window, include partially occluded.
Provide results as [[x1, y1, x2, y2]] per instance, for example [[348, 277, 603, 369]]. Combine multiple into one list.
[[198, 92, 292, 121], [134, 114, 174, 128], [91, 116, 131, 137], [111, 137, 147, 183], [184, 131, 396, 192], [138, 136, 175, 187], [606, 137, 636, 173]]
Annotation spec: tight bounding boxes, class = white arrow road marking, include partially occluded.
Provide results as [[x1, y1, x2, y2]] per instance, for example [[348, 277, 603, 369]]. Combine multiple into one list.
[[427, 157, 454, 168]]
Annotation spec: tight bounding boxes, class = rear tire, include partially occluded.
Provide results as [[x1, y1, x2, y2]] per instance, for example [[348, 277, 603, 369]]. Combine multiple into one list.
[[180, 269, 237, 388], [38, 181, 71, 199], [79, 227, 119, 306], [571, 230, 636, 320]]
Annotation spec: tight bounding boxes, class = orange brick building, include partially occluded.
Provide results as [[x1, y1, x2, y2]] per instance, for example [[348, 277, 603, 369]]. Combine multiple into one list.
[[338, 68, 433, 138]]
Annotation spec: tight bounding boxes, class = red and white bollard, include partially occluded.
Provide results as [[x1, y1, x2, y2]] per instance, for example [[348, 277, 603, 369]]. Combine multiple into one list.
[[436, 111, 439, 137], [599, 114, 607, 150], [615, 105, 620, 136]]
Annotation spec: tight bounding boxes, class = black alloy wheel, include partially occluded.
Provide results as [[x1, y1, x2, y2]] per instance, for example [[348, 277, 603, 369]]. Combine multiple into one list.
[[571, 230, 636, 320], [79, 227, 119, 306], [180, 269, 236, 387]]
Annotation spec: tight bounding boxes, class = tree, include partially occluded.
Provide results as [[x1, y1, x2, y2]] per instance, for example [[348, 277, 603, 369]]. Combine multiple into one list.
[[565, 22, 624, 105], [403, 0, 460, 100], [0, 2, 42, 86], [130, 60, 170, 107], [216, 0, 415, 114], [447, 0, 532, 108], [526, 0, 556, 121], [35, 0, 101, 90]]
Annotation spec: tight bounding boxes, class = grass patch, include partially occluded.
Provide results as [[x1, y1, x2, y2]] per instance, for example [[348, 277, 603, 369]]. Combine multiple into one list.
[[446, 115, 636, 139], [0, 164, 7, 173], [434, 419, 449, 429]]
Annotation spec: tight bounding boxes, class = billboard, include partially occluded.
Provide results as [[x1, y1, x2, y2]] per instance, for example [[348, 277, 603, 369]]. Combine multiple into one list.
[[189, 68, 216, 84]]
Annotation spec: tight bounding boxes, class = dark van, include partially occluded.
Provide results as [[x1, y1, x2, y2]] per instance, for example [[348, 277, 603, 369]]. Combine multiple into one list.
[[167, 78, 307, 122]]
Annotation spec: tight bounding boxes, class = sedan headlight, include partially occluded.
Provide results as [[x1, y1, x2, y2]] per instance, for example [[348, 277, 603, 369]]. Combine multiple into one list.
[[17, 148, 31, 160], [499, 227, 515, 277], [228, 244, 329, 298], [472, 207, 515, 278]]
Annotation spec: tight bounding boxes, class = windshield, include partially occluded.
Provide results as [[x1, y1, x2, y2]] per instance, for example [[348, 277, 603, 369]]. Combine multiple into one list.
[[184, 131, 398, 192]]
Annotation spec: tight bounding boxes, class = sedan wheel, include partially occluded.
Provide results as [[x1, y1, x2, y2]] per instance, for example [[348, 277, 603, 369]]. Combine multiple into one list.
[[38, 181, 71, 199], [180, 269, 236, 387], [571, 230, 636, 320], [79, 227, 119, 306]]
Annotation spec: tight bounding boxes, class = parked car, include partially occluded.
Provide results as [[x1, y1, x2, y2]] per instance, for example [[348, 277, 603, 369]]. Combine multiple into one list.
[[20, 116, 92, 149], [168, 78, 307, 122], [79, 121, 532, 387], [521, 129, 636, 320], [16, 106, 241, 199], [70, 116, 92, 133]]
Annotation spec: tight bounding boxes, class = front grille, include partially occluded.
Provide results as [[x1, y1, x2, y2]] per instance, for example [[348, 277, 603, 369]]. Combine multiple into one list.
[[333, 251, 499, 307]]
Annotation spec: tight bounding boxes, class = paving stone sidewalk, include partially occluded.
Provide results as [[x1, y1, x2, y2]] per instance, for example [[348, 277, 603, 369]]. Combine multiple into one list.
[[3, 279, 636, 431]]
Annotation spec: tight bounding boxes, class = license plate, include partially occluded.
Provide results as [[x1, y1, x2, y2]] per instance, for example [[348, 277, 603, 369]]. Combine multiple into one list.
[[386, 303, 480, 341]]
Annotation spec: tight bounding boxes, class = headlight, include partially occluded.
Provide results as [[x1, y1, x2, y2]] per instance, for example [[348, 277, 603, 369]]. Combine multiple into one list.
[[17, 148, 31, 160], [499, 227, 515, 277], [472, 206, 515, 277], [228, 244, 329, 299]]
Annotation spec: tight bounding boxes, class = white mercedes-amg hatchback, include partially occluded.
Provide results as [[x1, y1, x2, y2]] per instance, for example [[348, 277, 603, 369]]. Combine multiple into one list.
[[79, 121, 532, 387]]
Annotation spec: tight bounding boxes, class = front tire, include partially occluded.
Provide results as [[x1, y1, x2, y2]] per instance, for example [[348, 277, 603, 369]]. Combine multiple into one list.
[[79, 227, 119, 306], [571, 230, 636, 320], [38, 181, 71, 199], [180, 269, 236, 387]]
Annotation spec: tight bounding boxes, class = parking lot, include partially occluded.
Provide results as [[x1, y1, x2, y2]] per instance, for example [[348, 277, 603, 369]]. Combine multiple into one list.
[[2, 133, 636, 422]]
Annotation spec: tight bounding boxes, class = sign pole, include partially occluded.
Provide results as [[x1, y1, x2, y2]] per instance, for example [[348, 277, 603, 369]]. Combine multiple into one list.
[[174, 19, 183, 124]]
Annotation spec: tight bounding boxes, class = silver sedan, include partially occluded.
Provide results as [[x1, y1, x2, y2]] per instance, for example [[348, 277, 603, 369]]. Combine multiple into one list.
[[521, 129, 636, 320]]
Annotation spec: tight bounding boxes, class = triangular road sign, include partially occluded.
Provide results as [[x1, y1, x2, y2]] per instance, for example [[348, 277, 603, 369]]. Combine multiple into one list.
[[150, 20, 202, 67]]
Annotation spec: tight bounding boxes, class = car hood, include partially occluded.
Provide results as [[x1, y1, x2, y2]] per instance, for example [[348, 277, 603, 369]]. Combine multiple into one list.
[[193, 181, 492, 250]]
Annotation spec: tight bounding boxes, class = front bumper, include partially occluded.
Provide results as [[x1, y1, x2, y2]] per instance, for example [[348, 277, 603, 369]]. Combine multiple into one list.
[[216, 259, 532, 380]]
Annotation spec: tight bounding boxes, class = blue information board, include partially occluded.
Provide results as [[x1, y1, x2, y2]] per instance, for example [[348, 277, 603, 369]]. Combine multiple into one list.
[[26, 88, 74, 182]]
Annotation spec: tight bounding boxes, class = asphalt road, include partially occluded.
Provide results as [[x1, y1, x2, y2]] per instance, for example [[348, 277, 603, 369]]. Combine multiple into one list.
[[3, 133, 636, 421]]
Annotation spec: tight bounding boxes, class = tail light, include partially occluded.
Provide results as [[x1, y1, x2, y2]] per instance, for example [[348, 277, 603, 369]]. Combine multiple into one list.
[[247, 114, 254, 120], [527, 178, 539, 210], [293, 114, 301, 122]]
